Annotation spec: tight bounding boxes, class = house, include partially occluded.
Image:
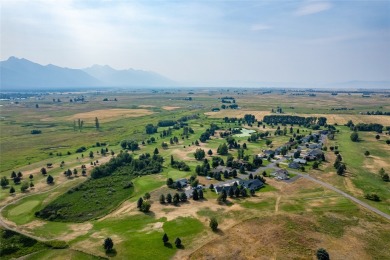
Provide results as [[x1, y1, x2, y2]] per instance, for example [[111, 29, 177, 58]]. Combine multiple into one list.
[[240, 179, 264, 190], [308, 143, 322, 149], [305, 148, 324, 160], [211, 165, 232, 174], [258, 150, 275, 158], [175, 178, 188, 188], [288, 162, 300, 169], [293, 158, 307, 164], [271, 169, 289, 180]]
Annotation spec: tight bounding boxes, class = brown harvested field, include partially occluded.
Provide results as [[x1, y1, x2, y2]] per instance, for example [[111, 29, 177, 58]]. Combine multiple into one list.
[[162, 106, 181, 110], [205, 110, 271, 119], [138, 105, 156, 108], [188, 213, 388, 260], [205, 110, 390, 125], [64, 108, 154, 123]]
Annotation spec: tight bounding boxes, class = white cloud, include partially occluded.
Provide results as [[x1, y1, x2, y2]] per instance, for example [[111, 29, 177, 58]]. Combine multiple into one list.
[[295, 2, 332, 16], [250, 24, 272, 31]]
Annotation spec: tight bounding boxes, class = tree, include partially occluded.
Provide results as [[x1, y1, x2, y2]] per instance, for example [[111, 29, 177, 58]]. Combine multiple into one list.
[[166, 193, 172, 203], [350, 132, 359, 142], [175, 237, 182, 248], [382, 173, 389, 182], [364, 151, 370, 156], [198, 189, 204, 199], [41, 167, 47, 175], [103, 237, 114, 252], [160, 194, 165, 204], [154, 148, 159, 155], [30, 182, 34, 188], [46, 175, 54, 184], [11, 171, 16, 179], [173, 193, 180, 205], [209, 217, 218, 231], [312, 161, 319, 169], [207, 149, 213, 156], [162, 233, 169, 244], [89, 151, 94, 158], [9, 186, 15, 194], [137, 197, 143, 208], [192, 189, 199, 200], [0, 176, 9, 188], [95, 117, 100, 129], [375, 134, 380, 140], [166, 178, 174, 188], [20, 181, 29, 192], [316, 248, 329, 260], [194, 148, 206, 160], [73, 168, 78, 176], [140, 201, 151, 212], [29, 174, 34, 180], [180, 192, 187, 202], [144, 192, 151, 200]]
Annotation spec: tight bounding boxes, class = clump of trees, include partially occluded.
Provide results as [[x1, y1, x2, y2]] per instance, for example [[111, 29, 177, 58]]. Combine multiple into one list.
[[120, 140, 139, 152]]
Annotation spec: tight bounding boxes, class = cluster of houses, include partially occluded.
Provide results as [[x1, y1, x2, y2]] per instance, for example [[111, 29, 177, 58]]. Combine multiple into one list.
[[173, 131, 327, 197], [258, 131, 326, 170], [214, 178, 264, 194]]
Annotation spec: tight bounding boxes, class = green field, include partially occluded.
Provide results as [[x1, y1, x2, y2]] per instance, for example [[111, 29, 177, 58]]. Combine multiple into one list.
[[1, 89, 389, 259]]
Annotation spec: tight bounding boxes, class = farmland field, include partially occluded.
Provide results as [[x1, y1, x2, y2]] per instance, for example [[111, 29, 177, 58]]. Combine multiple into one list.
[[0, 89, 389, 259]]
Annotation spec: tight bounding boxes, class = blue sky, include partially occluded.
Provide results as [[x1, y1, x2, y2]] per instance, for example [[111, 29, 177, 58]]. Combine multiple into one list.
[[1, 0, 389, 85]]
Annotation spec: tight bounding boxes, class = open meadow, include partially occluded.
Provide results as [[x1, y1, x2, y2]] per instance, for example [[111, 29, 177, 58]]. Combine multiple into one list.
[[0, 88, 389, 259]]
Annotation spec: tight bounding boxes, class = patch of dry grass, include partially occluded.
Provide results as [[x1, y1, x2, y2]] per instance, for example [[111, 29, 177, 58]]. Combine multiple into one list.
[[64, 109, 154, 123]]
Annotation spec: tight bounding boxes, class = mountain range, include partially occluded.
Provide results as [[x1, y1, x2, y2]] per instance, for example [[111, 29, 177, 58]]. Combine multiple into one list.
[[0, 57, 175, 89]]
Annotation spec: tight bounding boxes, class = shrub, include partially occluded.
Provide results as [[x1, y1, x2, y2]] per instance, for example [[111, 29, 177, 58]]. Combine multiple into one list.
[[209, 217, 218, 231]]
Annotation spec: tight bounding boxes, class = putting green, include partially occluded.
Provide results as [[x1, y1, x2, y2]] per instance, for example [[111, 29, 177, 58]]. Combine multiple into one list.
[[8, 200, 40, 216]]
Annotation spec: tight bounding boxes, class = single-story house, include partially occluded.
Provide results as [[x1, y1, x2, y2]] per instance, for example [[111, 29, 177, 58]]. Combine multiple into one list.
[[175, 178, 188, 188], [305, 148, 324, 160], [308, 143, 322, 149], [288, 162, 300, 169], [240, 179, 264, 190], [293, 158, 307, 164], [271, 169, 289, 180]]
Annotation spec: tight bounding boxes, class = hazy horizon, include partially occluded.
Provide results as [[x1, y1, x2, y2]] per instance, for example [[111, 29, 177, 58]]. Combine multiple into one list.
[[1, 0, 389, 86]]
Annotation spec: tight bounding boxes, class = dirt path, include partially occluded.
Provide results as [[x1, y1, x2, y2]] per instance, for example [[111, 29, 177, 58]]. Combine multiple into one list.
[[275, 196, 281, 213]]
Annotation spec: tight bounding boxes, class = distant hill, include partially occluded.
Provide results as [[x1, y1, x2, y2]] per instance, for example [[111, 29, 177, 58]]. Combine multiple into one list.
[[83, 64, 175, 87], [0, 57, 175, 89], [0, 57, 100, 89]]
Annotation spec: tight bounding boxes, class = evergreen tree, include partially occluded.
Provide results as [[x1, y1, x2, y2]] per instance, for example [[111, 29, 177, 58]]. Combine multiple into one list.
[[209, 217, 218, 231], [175, 237, 182, 248], [0, 176, 9, 188], [166, 193, 172, 203], [137, 197, 143, 208], [103, 237, 114, 252], [162, 233, 169, 244], [198, 189, 204, 199], [46, 175, 54, 184], [160, 194, 165, 204], [9, 186, 15, 194]]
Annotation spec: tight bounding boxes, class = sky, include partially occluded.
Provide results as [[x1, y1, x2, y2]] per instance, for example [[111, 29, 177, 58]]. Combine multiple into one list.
[[1, 0, 389, 86]]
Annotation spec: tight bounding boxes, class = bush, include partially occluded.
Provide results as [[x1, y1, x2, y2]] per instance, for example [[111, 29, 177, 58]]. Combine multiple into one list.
[[350, 132, 359, 142], [44, 240, 68, 249], [364, 193, 380, 201], [316, 248, 330, 260], [31, 130, 42, 134], [209, 217, 218, 231]]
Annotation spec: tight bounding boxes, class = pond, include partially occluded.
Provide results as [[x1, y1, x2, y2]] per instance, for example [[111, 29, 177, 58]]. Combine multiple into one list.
[[233, 128, 256, 137]]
